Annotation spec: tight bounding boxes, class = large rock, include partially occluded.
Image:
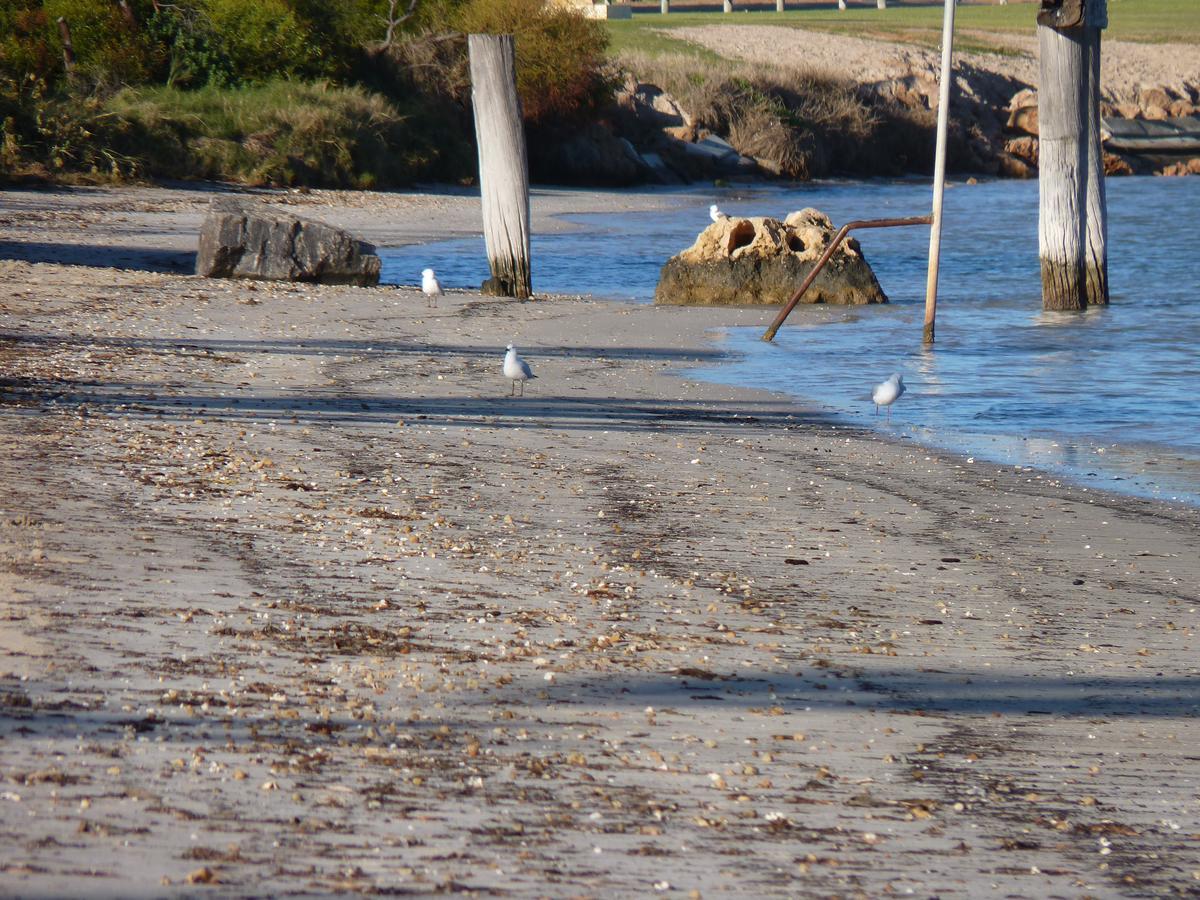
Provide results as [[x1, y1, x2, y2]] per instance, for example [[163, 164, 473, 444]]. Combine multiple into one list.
[[654, 209, 886, 306], [196, 198, 380, 285]]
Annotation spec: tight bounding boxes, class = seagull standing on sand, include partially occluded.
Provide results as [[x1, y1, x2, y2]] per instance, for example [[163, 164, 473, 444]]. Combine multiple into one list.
[[421, 267, 442, 307], [710, 203, 728, 223], [504, 344, 535, 396], [872, 373, 905, 418]]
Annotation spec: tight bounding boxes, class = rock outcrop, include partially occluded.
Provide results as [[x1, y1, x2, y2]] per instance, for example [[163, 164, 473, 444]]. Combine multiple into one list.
[[654, 209, 886, 307], [196, 198, 381, 285]]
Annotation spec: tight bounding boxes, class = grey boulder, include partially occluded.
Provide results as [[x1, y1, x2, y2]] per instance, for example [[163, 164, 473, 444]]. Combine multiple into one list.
[[196, 197, 381, 286]]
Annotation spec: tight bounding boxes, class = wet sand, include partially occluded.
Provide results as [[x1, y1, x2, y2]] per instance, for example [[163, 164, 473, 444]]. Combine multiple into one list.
[[1, 185, 1199, 898]]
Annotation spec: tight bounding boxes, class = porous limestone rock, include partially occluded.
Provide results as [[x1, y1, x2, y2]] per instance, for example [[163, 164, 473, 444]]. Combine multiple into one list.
[[197, 198, 380, 285], [654, 208, 886, 306]]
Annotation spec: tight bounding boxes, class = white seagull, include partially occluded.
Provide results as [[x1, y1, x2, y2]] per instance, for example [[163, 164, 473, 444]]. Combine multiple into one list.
[[503, 344, 535, 396], [421, 267, 442, 307], [872, 373, 905, 418], [709, 203, 728, 223]]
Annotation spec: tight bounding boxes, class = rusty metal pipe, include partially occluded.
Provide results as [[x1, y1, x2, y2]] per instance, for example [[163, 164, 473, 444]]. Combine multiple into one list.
[[761, 214, 933, 343]]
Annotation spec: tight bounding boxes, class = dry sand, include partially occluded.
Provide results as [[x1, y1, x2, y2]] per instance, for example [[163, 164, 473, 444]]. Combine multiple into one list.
[[2, 185, 1199, 898]]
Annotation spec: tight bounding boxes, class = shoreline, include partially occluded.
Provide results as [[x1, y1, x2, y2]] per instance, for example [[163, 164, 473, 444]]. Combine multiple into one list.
[[3, 185, 1200, 896], [698, 320, 1200, 510]]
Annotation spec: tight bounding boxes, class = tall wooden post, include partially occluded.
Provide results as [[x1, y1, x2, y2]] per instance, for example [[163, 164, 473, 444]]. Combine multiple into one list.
[[723, 0, 732, 12], [661, 0, 668, 11], [1038, 0, 1108, 310], [468, 34, 533, 299], [776, 0, 785, 10], [923, 0, 956, 344], [877, 0, 887, 9]]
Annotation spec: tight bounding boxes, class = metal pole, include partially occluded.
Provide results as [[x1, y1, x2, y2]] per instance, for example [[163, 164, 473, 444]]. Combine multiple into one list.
[[923, 0, 957, 344], [762, 216, 931, 342]]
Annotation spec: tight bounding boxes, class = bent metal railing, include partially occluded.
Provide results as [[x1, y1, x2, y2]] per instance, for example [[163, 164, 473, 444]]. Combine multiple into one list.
[[761, 215, 933, 343]]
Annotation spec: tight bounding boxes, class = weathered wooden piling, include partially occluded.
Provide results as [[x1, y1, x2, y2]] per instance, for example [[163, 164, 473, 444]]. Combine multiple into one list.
[[1038, 0, 1109, 310], [923, 0, 957, 344], [468, 34, 533, 300]]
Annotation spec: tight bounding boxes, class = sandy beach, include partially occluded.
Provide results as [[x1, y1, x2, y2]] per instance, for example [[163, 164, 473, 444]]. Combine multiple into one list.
[[2, 185, 1199, 898]]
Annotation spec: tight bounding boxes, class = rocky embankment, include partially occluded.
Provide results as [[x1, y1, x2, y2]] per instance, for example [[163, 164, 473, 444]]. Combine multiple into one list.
[[600, 26, 1200, 183]]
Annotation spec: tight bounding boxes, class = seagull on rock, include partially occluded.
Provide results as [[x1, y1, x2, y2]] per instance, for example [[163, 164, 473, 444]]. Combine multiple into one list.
[[710, 203, 728, 223], [872, 373, 905, 418], [504, 344, 535, 396], [421, 268, 442, 307]]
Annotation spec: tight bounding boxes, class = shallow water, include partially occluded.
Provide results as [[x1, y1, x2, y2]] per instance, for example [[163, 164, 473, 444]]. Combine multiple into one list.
[[380, 176, 1200, 505]]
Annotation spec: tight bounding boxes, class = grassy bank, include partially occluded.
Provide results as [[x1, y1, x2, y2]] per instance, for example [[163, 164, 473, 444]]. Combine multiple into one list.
[[1, 80, 466, 187], [106, 81, 464, 188], [609, 0, 1200, 53], [616, 51, 939, 178]]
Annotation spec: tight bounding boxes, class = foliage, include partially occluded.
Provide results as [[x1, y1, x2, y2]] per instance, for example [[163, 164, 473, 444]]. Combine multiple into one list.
[[141, 5, 235, 89], [0, 74, 145, 181], [197, 0, 316, 83], [41, 0, 155, 89], [453, 0, 613, 123], [0, 2, 59, 87], [104, 79, 455, 187]]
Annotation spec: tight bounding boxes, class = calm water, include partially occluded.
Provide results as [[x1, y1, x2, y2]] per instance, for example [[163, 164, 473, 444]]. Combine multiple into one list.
[[381, 177, 1200, 505]]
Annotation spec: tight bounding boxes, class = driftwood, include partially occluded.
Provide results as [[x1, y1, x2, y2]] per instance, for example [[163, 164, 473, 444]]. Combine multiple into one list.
[[468, 34, 532, 300]]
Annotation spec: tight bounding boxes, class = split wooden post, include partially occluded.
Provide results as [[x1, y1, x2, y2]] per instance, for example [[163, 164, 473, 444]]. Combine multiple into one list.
[[56, 17, 76, 74], [1038, 0, 1108, 310], [922, 0, 957, 344], [777, 0, 785, 11], [723, 0, 733, 12], [468, 34, 532, 299], [661, 0, 668, 12], [117, 0, 137, 29]]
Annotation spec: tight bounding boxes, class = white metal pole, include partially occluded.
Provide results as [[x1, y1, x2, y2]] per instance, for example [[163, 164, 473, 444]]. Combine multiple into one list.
[[923, 0, 956, 344]]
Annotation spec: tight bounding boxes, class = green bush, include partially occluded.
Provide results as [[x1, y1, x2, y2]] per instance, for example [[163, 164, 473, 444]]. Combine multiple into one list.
[[0, 3, 59, 88], [198, 0, 316, 83], [453, 0, 612, 124], [42, 0, 154, 89], [142, 4, 236, 89]]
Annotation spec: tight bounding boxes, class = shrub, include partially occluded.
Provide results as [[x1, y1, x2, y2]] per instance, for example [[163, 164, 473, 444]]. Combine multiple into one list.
[[42, 0, 154, 90], [198, 0, 316, 83], [453, 0, 613, 124], [0, 3, 59, 88], [142, 4, 236, 89]]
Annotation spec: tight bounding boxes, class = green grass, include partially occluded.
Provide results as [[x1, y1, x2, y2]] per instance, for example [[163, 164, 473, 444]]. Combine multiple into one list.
[[607, 0, 1200, 59], [103, 80, 456, 187]]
